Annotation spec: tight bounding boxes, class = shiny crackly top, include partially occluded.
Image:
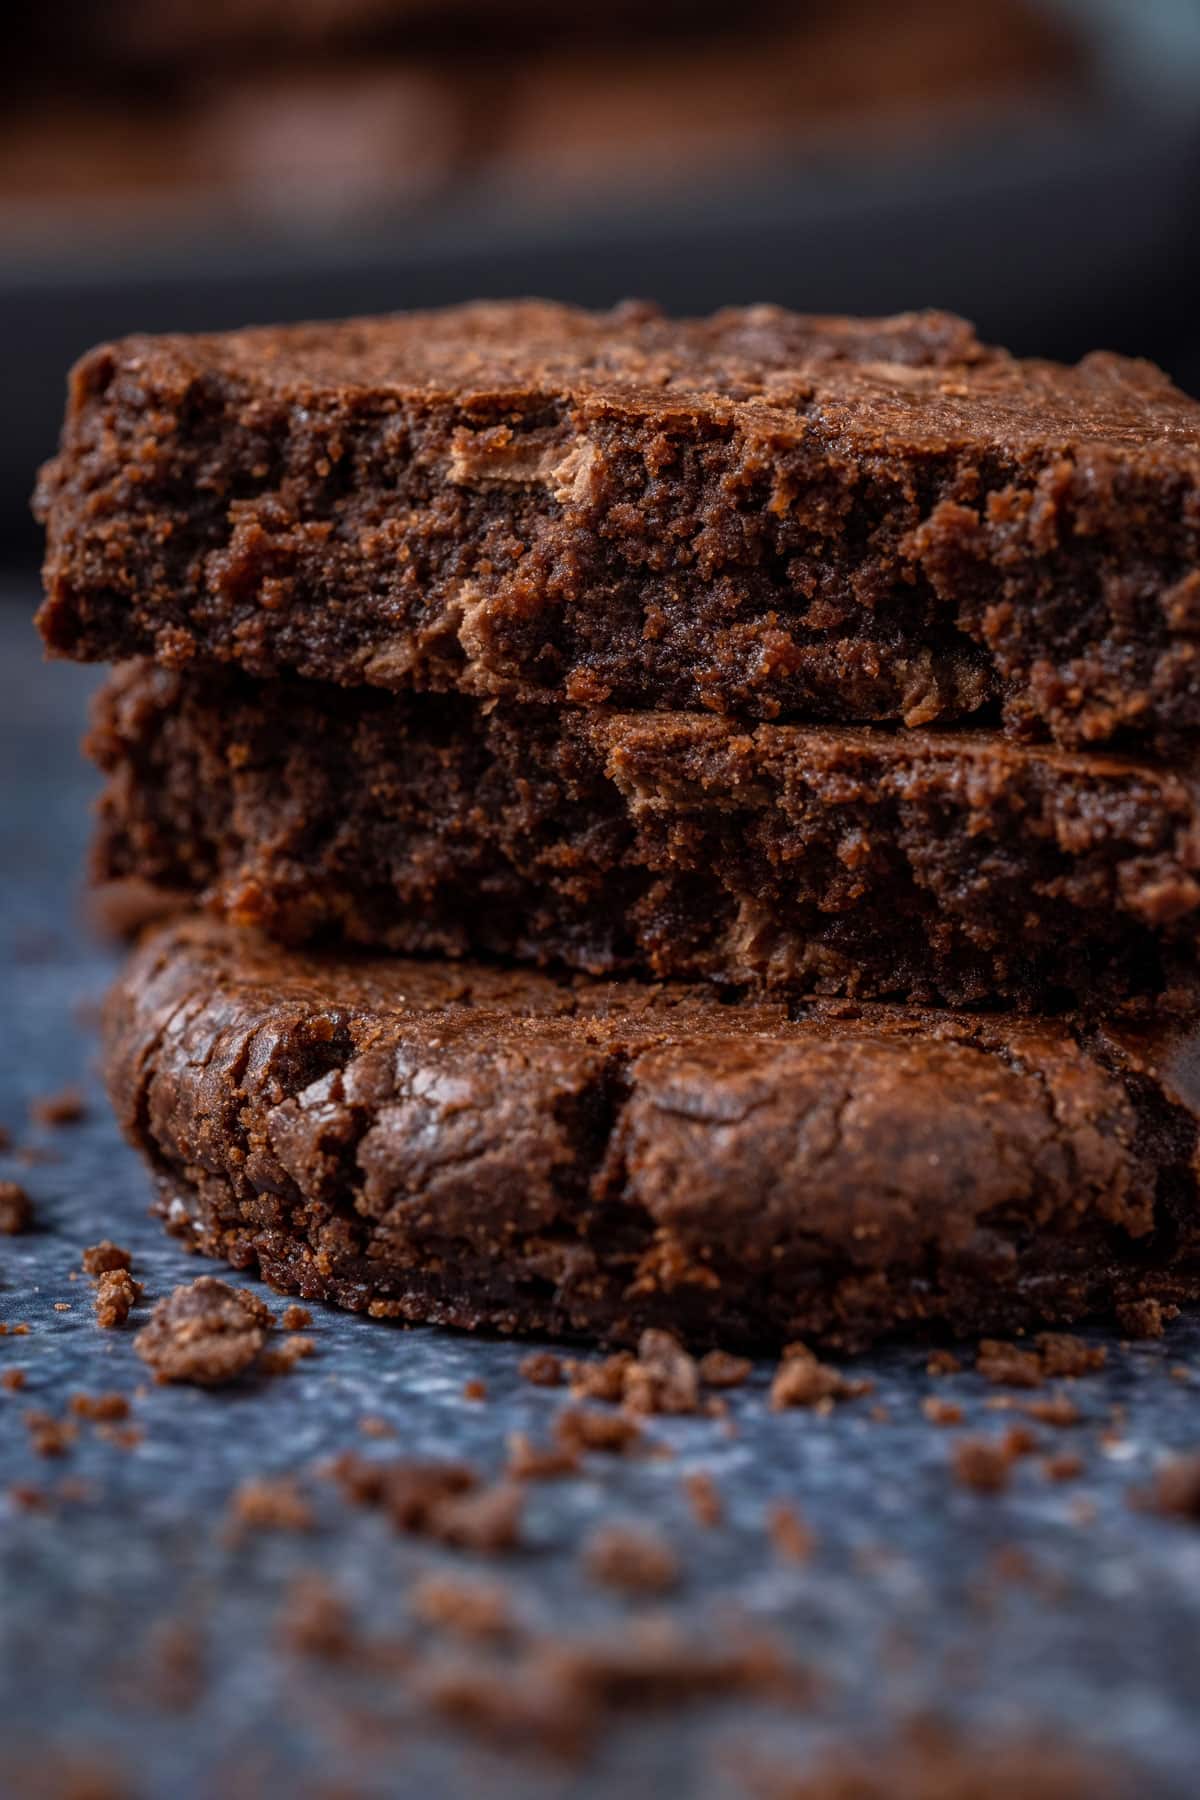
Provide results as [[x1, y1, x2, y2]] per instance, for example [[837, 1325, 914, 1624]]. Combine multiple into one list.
[[82, 299, 1200, 460]]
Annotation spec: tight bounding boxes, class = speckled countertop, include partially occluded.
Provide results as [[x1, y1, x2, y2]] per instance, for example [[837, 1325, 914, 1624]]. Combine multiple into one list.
[[2, 592, 1200, 1799]]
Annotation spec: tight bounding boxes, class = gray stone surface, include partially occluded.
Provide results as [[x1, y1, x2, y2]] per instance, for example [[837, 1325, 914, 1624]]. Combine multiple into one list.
[[3, 592, 1200, 1798]]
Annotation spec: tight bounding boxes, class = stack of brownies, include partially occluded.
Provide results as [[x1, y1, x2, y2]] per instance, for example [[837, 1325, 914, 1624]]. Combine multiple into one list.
[[33, 299, 1200, 1348]]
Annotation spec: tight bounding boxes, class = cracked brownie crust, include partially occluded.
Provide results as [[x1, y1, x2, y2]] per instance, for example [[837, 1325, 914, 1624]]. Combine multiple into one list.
[[103, 917, 1200, 1349], [35, 300, 1200, 749], [90, 662, 1200, 1010]]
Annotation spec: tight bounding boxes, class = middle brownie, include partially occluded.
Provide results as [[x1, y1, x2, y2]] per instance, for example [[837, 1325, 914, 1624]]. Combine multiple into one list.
[[90, 661, 1200, 1010]]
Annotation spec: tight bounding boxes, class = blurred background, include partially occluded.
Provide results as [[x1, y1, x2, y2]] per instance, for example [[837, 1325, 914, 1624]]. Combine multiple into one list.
[[3, 0, 1200, 552]]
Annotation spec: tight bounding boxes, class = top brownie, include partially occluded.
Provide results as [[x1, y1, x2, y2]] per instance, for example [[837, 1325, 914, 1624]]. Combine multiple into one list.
[[35, 299, 1200, 747]]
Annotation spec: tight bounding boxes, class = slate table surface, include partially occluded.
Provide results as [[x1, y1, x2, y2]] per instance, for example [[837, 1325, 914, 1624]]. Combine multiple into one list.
[[2, 586, 1200, 1799]]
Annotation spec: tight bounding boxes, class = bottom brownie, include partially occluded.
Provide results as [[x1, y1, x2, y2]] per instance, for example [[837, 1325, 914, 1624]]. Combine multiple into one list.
[[104, 918, 1200, 1351]]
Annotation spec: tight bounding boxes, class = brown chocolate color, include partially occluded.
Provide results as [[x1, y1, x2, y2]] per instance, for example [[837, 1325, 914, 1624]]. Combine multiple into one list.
[[102, 916, 1200, 1350], [88, 662, 1200, 1010], [35, 300, 1200, 750]]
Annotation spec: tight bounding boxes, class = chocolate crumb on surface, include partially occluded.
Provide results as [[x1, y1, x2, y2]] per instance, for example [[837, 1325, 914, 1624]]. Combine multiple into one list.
[[622, 1330, 701, 1415], [976, 1340, 1046, 1388], [926, 1351, 963, 1376], [2, 1368, 27, 1392], [328, 1452, 522, 1549], [29, 1086, 86, 1127], [1140, 1452, 1200, 1521], [923, 1397, 965, 1426], [519, 1352, 564, 1388], [134, 1276, 271, 1384], [583, 1523, 682, 1595], [431, 1482, 525, 1553], [682, 1470, 724, 1528], [260, 1333, 315, 1375], [751, 1718, 1119, 1799], [0, 1180, 33, 1235], [462, 1378, 488, 1403], [68, 1392, 130, 1421], [410, 1574, 514, 1642], [554, 1407, 643, 1456], [770, 1344, 872, 1411], [81, 1239, 132, 1274], [227, 1474, 314, 1537], [23, 1409, 76, 1457], [1022, 1394, 1083, 1427], [278, 1576, 356, 1661], [279, 1304, 311, 1331], [768, 1501, 816, 1562], [952, 1436, 1015, 1494], [1043, 1452, 1085, 1482], [505, 1432, 581, 1481], [697, 1348, 753, 1388], [1034, 1333, 1107, 1378], [94, 1267, 141, 1329]]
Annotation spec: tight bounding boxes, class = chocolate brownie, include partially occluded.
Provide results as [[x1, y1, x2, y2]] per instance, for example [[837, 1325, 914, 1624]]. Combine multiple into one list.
[[103, 916, 1200, 1350], [88, 662, 1200, 1010], [35, 300, 1200, 750]]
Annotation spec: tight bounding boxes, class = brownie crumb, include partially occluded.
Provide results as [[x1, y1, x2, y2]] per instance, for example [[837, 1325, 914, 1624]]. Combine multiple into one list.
[[462, 1378, 488, 1403], [1001, 1423, 1039, 1459], [81, 1239, 131, 1275], [134, 1277, 271, 1384], [227, 1474, 314, 1538], [1021, 1394, 1082, 1428], [68, 1392, 130, 1422], [1116, 1298, 1177, 1339], [922, 1397, 964, 1427], [23, 1409, 76, 1457], [260, 1333, 315, 1375], [770, 1343, 871, 1411], [94, 1268, 142, 1329], [410, 1574, 513, 1641], [554, 1407, 642, 1456], [329, 1451, 520, 1548], [30, 1086, 86, 1127], [1043, 1452, 1085, 1482], [2, 1368, 26, 1392], [682, 1470, 723, 1528], [279, 1576, 356, 1660], [976, 1340, 1045, 1388], [1034, 1333, 1106, 1378], [518, 1351, 564, 1387], [624, 1330, 700, 1415], [1141, 1453, 1200, 1521], [280, 1304, 312, 1331], [768, 1501, 815, 1562], [697, 1348, 753, 1389], [505, 1431, 581, 1481], [566, 1352, 634, 1404], [952, 1436, 1014, 1494], [583, 1523, 681, 1596], [431, 1482, 525, 1553], [752, 1719, 1116, 1799], [0, 1180, 33, 1235], [926, 1350, 962, 1376]]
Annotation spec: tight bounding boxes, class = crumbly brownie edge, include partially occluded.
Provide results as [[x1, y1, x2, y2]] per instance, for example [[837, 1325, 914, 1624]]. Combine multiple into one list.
[[100, 918, 1200, 1351], [87, 663, 1200, 1010], [34, 300, 1200, 749]]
